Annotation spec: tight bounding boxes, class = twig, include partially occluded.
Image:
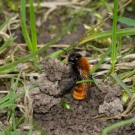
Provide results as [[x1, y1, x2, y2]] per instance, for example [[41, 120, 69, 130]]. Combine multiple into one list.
[[26, 2, 81, 8]]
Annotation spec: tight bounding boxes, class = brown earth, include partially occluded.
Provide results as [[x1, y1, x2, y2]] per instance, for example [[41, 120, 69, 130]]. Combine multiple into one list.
[[29, 58, 134, 135], [0, 1, 135, 135]]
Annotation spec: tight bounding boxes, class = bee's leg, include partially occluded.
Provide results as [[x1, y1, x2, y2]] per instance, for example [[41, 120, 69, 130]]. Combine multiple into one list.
[[88, 74, 97, 87]]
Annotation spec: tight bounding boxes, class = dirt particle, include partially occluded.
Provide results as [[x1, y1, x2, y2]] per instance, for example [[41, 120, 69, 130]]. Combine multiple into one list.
[[99, 98, 123, 116]]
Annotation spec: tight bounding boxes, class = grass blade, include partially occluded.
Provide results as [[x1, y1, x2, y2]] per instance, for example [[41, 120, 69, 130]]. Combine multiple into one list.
[[76, 79, 94, 84], [101, 118, 135, 135], [118, 16, 135, 27], [0, 36, 16, 52], [111, 0, 118, 73], [78, 28, 135, 45], [0, 94, 10, 105], [121, 69, 135, 80], [0, 17, 12, 30], [20, 0, 33, 52], [29, 0, 38, 52], [0, 104, 16, 110], [0, 13, 80, 72], [112, 73, 133, 97], [89, 45, 111, 74]]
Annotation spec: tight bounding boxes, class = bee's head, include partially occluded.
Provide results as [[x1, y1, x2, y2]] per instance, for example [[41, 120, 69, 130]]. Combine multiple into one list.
[[68, 53, 82, 65]]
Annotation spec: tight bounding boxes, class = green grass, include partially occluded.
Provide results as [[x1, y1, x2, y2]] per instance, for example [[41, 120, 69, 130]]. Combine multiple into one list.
[[5, 0, 19, 12], [100, 0, 134, 133], [0, 1, 80, 73], [0, 0, 80, 134], [0, 35, 16, 52], [118, 16, 135, 27], [112, 73, 133, 97], [0, 17, 15, 52], [0, 79, 39, 134], [20, 0, 38, 61], [111, 0, 118, 74], [0, 0, 135, 134], [78, 28, 135, 45], [0, 73, 20, 134], [101, 118, 135, 135]]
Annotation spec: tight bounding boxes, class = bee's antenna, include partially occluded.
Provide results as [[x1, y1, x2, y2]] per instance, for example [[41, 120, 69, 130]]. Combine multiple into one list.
[[60, 43, 77, 56], [61, 48, 68, 53], [60, 48, 72, 56]]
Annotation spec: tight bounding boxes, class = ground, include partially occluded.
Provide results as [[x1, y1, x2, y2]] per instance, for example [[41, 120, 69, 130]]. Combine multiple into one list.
[[0, 0, 135, 135], [30, 58, 134, 135]]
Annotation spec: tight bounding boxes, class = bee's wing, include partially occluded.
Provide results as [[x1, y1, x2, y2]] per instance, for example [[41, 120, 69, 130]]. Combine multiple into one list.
[[78, 69, 91, 100]]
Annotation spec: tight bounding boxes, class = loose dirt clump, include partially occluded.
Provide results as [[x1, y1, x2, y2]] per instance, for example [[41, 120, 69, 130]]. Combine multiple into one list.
[[29, 58, 77, 114], [24, 58, 135, 135]]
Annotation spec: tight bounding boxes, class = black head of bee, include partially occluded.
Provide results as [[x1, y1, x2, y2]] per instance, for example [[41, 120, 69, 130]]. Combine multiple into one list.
[[68, 53, 82, 65]]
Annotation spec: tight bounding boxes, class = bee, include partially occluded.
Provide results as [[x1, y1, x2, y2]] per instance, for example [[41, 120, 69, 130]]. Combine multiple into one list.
[[68, 53, 91, 100]]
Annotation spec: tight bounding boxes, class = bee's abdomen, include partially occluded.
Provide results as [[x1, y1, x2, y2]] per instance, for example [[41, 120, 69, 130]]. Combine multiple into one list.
[[73, 83, 86, 100]]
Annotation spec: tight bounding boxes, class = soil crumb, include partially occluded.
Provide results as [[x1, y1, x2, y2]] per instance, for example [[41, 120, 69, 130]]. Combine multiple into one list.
[[28, 58, 135, 135]]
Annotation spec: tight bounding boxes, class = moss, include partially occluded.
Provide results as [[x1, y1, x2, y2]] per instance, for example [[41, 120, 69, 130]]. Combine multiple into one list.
[[5, 0, 20, 12], [0, 0, 3, 12]]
